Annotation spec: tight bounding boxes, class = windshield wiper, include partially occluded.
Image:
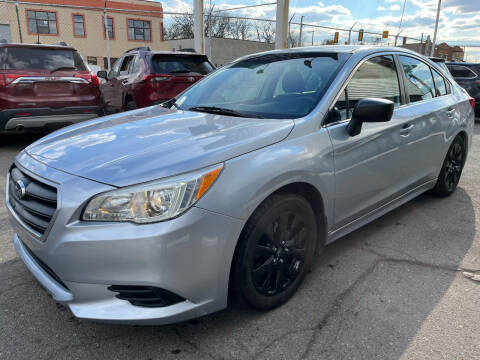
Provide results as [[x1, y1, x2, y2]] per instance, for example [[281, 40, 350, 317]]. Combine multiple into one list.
[[50, 66, 76, 73], [188, 106, 258, 118]]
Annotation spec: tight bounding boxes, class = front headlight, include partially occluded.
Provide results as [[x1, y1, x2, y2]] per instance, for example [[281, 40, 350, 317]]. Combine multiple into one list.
[[83, 164, 223, 223]]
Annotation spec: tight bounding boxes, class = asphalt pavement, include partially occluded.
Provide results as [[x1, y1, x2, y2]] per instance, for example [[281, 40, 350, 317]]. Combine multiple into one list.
[[0, 126, 479, 360]]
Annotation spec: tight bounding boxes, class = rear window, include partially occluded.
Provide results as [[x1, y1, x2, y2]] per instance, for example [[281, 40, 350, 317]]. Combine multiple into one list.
[[1, 47, 86, 71], [448, 65, 477, 79], [148, 55, 214, 75]]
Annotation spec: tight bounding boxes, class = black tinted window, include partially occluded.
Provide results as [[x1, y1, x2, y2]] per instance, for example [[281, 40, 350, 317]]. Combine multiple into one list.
[[399, 56, 435, 102], [149, 55, 214, 75], [431, 69, 447, 96], [448, 65, 477, 79], [327, 55, 400, 123], [2, 47, 86, 71]]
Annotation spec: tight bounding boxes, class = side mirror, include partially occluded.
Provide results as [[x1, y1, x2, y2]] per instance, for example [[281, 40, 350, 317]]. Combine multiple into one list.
[[97, 70, 108, 80], [346, 98, 394, 136]]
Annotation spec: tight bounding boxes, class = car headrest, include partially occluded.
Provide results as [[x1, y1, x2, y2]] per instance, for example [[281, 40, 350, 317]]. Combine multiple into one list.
[[282, 70, 305, 93]]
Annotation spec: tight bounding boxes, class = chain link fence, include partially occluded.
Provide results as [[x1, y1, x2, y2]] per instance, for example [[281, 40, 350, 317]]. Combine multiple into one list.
[[0, 0, 434, 68]]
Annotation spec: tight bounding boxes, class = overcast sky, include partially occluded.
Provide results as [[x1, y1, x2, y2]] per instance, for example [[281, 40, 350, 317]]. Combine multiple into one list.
[[155, 0, 480, 61]]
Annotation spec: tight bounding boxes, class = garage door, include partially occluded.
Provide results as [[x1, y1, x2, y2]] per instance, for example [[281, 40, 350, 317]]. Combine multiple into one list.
[[0, 24, 11, 42]]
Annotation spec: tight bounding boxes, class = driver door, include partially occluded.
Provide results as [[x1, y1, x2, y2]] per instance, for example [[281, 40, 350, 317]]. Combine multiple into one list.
[[326, 54, 415, 231]]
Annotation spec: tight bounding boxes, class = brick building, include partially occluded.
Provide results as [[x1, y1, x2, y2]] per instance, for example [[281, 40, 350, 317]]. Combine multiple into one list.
[[402, 40, 464, 61], [0, 0, 168, 68]]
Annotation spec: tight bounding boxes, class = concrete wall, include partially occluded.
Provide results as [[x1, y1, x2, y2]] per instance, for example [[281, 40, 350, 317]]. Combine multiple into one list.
[[167, 37, 274, 67]]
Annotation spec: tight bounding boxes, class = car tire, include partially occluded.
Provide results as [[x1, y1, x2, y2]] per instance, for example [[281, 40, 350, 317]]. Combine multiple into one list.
[[125, 98, 137, 111], [433, 135, 466, 197], [232, 193, 318, 310]]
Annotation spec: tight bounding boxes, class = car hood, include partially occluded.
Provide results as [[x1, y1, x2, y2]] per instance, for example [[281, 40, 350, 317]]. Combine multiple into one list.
[[25, 106, 294, 187]]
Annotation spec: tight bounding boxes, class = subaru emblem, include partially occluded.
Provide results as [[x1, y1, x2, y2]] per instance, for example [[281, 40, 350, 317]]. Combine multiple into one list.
[[15, 180, 26, 200]]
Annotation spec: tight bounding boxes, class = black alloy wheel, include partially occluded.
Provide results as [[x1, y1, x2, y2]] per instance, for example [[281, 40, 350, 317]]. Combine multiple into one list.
[[434, 135, 466, 197], [232, 193, 318, 309]]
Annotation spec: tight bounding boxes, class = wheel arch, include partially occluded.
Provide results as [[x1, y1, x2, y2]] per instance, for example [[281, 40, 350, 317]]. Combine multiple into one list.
[[227, 181, 328, 299]]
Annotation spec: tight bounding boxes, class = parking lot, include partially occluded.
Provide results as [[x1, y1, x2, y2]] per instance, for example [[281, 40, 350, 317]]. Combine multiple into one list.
[[0, 124, 479, 360]]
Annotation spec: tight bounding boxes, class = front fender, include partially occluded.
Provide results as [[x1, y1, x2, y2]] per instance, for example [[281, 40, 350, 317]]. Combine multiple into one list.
[[196, 129, 335, 226]]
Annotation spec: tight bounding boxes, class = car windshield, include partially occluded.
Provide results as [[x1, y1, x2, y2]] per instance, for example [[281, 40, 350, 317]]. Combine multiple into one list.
[[148, 54, 214, 75], [175, 52, 350, 119], [1, 47, 86, 71]]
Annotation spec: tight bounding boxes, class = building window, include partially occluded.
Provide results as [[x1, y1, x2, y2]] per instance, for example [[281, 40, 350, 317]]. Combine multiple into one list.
[[103, 17, 114, 39], [73, 14, 85, 37], [87, 56, 97, 65], [27, 10, 57, 35], [127, 19, 151, 41]]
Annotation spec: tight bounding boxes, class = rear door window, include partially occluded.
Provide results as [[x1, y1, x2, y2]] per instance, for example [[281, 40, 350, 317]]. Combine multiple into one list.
[[399, 56, 435, 103], [149, 55, 214, 75], [2, 47, 86, 71]]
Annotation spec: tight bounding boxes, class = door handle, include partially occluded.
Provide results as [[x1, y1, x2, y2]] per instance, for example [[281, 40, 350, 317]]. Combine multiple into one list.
[[446, 107, 455, 117], [400, 124, 414, 136], [122, 79, 128, 85]]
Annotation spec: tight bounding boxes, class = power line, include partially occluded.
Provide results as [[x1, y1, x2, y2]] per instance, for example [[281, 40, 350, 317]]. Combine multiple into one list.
[[213, 2, 277, 13]]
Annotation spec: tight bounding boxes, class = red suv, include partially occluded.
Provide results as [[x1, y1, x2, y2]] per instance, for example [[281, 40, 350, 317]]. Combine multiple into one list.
[[0, 42, 102, 132], [98, 47, 215, 113]]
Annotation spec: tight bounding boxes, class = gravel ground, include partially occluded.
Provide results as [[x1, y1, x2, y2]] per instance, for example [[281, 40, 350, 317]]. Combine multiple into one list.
[[0, 125, 479, 360]]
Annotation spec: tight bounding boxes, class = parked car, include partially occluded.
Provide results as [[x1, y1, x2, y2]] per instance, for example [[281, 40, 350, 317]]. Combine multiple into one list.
[[446, 61, 480, 116], [6, 46, 474, 325], [0, 43, 102, 133], [98, 47, 215, 113]]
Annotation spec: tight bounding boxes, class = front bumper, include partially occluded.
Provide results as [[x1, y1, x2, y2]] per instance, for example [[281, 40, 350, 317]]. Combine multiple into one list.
[[8, 153, 244, 324], [0, 106, 102, 131]]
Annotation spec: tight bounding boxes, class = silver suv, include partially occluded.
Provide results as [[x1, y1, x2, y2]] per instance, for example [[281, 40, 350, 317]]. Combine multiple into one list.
[[6, 46, 474, 325]]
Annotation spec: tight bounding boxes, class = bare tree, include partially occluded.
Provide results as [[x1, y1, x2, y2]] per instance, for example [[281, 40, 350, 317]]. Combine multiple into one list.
[[164, 1, 270, 42]]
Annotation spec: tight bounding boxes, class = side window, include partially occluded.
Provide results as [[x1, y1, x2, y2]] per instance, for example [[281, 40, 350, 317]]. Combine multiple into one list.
[[108, 57, 122, 79], [399, 56, 435, 103], [327, 55, 401, 123], [431, 69, 447, 96], [448, 65, 477, 79], [119, 55, 134, 76]]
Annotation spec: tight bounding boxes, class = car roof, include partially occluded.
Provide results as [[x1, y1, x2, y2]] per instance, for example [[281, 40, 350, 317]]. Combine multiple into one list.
[[234, 45, 425, 63], [0, 42, 76, 50]]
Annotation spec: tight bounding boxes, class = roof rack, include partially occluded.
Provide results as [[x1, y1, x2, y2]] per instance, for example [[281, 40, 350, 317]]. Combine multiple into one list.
[[125, 46, 151, 53], [53, 41, 68, 46]]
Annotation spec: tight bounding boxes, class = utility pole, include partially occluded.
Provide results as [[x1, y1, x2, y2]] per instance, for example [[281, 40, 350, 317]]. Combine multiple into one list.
[[418, 33, 423, 53], [431, 0, 441, 57], [347, 22, 357, 45], [298, 15, 304, 47], [15, 0, 23, 43], [275, 0, 289, 49], [194, 0, 205, 54], [104, 4, 111, 71]]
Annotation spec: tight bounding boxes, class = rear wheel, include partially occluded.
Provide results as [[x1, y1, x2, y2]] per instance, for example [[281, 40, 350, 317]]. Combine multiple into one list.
[[232, 193, 317, 309], [125, 97, 137, 111], [433, 135, 466, 197]]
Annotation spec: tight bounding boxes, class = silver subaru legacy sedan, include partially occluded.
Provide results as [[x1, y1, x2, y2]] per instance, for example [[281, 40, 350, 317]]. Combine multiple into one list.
[[6, 46, 474, 324]]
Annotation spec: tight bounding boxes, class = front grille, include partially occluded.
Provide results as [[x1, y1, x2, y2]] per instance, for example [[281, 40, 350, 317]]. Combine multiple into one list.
[[108, 285, 186, 308], [8, 166, 57, 236], [22, 241, 69, 290]]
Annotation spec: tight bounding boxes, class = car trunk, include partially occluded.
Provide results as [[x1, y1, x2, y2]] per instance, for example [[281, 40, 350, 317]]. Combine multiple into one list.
[[0, 46, 99, 110], [145, 53, 215, 100]]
